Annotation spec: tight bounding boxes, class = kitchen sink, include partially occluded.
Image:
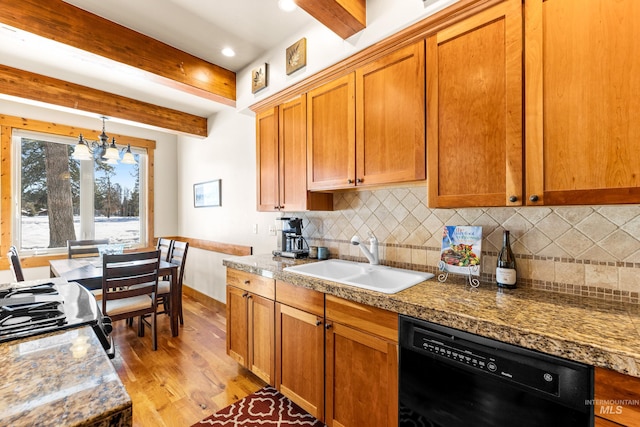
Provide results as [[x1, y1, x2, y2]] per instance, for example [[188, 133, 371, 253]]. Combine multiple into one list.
[[283, 259, 434, 294]]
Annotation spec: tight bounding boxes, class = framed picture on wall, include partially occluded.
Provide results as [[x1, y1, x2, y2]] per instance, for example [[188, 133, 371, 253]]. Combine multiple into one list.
[[194, 180, 221, 207], [286, 37, 307, 75], [251, 63, 268, 93]]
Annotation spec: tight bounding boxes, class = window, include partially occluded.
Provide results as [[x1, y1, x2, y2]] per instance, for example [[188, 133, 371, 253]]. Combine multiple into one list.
[[12, 129, 148, 254]]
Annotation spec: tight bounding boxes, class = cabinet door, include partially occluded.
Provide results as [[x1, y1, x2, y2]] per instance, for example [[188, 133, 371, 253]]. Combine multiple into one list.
[[279, 95, 308, 211], [226, 285, 249, 366], [325, 322, 398, 427], [275, 303, 325, 420], [427, 0, 522, 207], [594, 367, 640, 426], [280, 95, 333, 211], [525, 0, 640, 205], [248, 293, 275, 385], [307, 73, 356, 190], [256, 107, 280, 211], [356, 41, 426, 187]]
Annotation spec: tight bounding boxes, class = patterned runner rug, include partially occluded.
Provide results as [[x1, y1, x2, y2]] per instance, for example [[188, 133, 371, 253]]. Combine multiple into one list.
[[192, 386, 325, 427]]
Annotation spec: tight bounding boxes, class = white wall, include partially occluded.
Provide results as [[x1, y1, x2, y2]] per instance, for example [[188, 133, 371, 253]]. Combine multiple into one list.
[[0, 0, 465, 295], [175, 0, 465, 303], [0, 98, 179, 283], [236, 0, 460, 111], [177, 108, 280, 302]]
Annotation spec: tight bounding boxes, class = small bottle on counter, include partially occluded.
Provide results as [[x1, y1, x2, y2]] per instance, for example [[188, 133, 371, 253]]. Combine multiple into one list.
[[496, 230, 517, 289]]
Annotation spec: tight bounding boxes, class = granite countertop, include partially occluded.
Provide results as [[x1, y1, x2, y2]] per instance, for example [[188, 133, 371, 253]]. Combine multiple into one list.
[[0, 326, 132, 427], [223, 254, 640, 378]]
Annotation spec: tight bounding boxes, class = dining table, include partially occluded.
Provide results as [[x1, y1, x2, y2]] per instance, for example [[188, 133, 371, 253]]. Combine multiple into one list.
[[49, 257, 181, 337]]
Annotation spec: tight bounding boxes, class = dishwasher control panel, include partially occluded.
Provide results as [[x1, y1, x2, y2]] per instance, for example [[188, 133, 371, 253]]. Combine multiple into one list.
[[412, 327, 559, 395], [419, 335, 494, 371]]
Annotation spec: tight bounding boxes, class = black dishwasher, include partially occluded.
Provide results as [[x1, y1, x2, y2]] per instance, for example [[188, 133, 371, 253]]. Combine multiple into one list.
[[399, 315, 594, 427]]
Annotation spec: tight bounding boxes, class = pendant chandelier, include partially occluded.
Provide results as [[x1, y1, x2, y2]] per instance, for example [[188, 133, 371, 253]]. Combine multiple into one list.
[[72, 117, 136, 165]]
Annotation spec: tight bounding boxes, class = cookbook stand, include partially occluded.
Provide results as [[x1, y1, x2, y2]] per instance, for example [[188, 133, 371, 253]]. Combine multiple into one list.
[[437, 261, 480, 289]]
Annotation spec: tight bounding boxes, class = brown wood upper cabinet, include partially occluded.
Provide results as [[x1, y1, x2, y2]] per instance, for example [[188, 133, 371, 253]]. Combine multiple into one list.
[[256, 97, 332, 212], [308, 41, 426, 190], [525, 0, 640, 205], [427, 0, 522, 208]]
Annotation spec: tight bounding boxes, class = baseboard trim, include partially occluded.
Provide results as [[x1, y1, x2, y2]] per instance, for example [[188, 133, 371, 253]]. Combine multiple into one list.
[[183, 284, 225, 311]]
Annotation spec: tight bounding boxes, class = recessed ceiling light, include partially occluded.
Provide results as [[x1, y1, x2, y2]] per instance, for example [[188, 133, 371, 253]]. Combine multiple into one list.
[[221, 47, 236, 57], [278, 0, 297, 12]]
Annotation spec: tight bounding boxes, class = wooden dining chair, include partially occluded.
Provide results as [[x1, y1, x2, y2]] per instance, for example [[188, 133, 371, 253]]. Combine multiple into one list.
[[157, 237, 173, 262], [68, 239, 110, 258], [157, 240, 189, 325], [101, 250, 161, 351], [7, 246, 25, 282]]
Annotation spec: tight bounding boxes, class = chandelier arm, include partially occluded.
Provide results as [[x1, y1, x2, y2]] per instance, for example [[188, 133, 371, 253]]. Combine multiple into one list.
[[72, 118, 137, 164]]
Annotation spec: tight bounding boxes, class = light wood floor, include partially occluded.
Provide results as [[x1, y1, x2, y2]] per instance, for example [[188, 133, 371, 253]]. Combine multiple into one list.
[[109, 292, 265, 427]]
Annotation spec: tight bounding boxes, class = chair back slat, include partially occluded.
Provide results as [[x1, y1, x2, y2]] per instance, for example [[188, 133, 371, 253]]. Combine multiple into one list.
[[7, 246, 25, 282], [101, 250, 161, 317], [157, 237, 173, 262], [68, 239, 109, 258], [169, 240, 189, 285]]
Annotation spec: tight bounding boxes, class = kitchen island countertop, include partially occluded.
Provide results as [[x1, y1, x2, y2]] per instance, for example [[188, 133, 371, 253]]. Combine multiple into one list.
[[0, 326, 131, 427], [224, 254, 640, 378]]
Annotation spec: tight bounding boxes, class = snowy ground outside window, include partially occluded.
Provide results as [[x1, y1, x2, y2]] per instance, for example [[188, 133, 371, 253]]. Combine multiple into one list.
[[21, 216, 140, 250]]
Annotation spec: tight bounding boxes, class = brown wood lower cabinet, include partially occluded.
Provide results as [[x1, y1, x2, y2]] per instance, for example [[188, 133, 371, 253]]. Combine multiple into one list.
[[324, 295, 399, 427], [274, 281, 398, 427], [594, 367, 640, 427], [275, 280, 325, 420], [226, 269, 275, 385]]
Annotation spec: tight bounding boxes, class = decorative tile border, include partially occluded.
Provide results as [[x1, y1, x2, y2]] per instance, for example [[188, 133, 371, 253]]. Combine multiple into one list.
[[306, 237, 640, 304]]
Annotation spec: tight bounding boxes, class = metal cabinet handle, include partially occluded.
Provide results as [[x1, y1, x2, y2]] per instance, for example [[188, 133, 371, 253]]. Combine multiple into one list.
[[325, 323, 332, 330], [242, 292, 248, 298], [529, 194, 539, 202], [347, 179, 354, 184], [356, 178, 363, 184], [315, 320, 322, 326], [247, 295, 253, 300], [244, 280, 250, 285], [509, 195, 518, 203]]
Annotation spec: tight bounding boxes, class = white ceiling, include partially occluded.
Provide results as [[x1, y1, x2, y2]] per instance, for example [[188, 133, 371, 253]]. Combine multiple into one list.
[[62, 0, 316, 73], [0, 0, 317, 121]]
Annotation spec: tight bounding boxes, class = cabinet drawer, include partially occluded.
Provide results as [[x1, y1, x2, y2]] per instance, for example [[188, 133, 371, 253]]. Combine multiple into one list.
[[276, 280, 324, 316], [325, 294, 398, 342], [227, 269, 275, 299]]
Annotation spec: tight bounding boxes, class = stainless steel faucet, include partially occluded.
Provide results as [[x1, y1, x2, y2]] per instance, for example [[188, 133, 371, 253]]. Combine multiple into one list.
[[351, 231, 379, 265]]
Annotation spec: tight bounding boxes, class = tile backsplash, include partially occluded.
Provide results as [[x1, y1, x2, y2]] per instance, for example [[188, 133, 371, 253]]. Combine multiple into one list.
[[291, 186, 640, 304]]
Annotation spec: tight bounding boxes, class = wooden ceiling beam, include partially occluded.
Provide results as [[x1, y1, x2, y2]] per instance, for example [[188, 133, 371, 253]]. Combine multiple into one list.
[[0, 65, 208, 137], [296, 0, 366, 39], [0, 0, 236, 106]]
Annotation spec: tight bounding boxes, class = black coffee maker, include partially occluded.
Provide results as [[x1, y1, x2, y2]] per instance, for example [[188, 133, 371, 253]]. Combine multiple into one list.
[[275, 217, 308, 258]]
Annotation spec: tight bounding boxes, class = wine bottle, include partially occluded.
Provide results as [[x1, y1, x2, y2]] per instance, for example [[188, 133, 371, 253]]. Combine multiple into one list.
[[496, 230, 517, 288]]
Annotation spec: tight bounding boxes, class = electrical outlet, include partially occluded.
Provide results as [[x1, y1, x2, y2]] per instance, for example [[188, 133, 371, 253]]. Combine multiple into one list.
[[268, 225, 277, 236], [252, 224, 258, 234]]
